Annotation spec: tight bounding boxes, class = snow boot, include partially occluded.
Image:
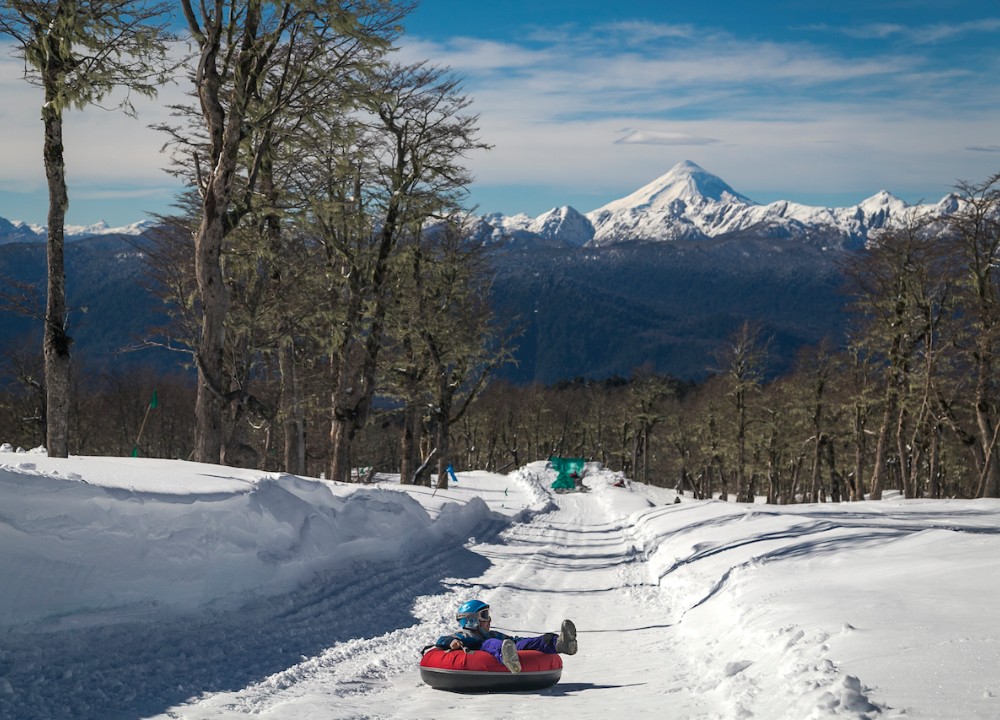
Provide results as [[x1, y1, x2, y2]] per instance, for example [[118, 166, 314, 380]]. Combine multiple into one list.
[[556, 619, 577, 655], [500, 639, 521, 674]]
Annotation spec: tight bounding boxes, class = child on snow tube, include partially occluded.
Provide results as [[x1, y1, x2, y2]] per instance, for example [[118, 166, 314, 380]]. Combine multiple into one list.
[[432, 599, 577, 673]]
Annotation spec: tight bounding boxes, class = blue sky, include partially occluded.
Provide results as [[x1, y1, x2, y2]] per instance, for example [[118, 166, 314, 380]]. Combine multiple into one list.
[[1, 0, 999, 226]]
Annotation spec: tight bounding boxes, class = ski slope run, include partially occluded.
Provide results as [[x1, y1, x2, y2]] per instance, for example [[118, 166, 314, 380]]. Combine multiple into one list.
[[5, 454, 999, 719], [161, 465, 718, 719], [154, 464, 916, 720]]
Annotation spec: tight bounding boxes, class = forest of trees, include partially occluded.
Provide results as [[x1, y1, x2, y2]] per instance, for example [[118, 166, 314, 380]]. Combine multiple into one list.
[[1, 169, 1000, 502], [1, 3, 999, 502]]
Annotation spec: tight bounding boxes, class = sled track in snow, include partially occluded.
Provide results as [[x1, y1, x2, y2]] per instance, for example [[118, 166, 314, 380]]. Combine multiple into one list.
[[209, 491, 680, 719], [1, 517, 508, 720]]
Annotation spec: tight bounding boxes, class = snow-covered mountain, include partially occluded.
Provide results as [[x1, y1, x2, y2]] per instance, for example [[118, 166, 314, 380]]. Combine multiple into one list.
[[481, 160, 950, 250], [471, 205, 594, 248], [2, 162, 949, 250], [0, 217, 155, 245]]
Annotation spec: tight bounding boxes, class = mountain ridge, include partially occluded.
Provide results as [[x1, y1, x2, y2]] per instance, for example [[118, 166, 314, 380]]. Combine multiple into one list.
[[481, 160, 951, 250], [1, 161, 950, 251], [0, 162, 930, 383], [0, 218, 156, 245]]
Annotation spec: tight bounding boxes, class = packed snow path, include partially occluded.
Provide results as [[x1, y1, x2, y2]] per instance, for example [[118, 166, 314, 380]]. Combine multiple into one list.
[[162, 478, 712, 719], [6, 455, 1000, 719], [380, 492, 712, 719]]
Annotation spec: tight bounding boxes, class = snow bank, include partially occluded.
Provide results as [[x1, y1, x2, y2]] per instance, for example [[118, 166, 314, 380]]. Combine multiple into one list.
[[4, 451, 1000, 720], [617, 496, 1000, 718], [0, 456, 500, 630]]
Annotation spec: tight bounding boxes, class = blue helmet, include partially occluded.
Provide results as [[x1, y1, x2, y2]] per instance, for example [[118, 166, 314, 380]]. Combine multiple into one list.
[[456, 599, 491, 630]]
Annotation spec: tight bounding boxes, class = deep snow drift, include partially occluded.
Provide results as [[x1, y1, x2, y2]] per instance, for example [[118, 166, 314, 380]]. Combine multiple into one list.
[[2, 448, 999, 719]]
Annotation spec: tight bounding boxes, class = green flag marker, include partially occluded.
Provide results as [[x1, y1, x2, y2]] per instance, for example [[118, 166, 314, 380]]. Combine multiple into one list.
[[132, 389, 159, 457]]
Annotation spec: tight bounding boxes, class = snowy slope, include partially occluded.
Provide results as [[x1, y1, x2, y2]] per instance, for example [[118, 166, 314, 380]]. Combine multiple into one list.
[[0, 218, 155, 244], [478, 160, 948, 249], [2, 449, 999, 719], [586, 161, 930, 246], [1, 163, 944, 250]]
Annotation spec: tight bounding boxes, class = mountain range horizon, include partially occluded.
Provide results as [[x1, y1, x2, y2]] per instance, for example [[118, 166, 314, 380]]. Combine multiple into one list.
[[0, 160, 954, 248], [476, 160, 954, 250], [0, 160, 945, 383], [0, 161, 959, 384]]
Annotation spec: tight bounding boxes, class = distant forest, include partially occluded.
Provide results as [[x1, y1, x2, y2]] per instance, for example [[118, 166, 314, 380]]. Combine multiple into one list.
[[3, 170, 1000, 502], [0, 2, 998, 501]]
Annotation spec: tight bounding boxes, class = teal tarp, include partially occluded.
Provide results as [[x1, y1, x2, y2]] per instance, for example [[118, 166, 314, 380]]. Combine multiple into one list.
[[549, 456, 585, 490]]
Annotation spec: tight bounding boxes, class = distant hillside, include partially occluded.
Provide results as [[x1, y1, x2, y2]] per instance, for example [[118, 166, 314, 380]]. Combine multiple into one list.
[[0, 234, 173, 378], [2, 160, 894, 385], [0, 231, 848, 385], [489, 236, 849, 383]]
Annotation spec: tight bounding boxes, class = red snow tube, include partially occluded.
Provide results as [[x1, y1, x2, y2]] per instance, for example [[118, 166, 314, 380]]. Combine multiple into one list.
[[420, 648, 563, 692]]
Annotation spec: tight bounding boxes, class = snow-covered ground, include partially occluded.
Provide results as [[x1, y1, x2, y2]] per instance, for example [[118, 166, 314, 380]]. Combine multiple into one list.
[[2, 448, 999, 719]]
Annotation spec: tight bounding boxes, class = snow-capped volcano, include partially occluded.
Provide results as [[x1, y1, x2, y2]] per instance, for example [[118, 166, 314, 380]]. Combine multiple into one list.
[[481, 160, 947, 250], [595, 159, 753, 213]]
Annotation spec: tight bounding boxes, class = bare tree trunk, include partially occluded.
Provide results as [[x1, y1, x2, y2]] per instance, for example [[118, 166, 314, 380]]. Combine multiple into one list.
[[631, 431, 642, 484], [852, 404, 867, 501], [809, 434, 822, 503], [973, 383, 1000, 497], [788, 453, 805, 503], [869, 388, 896, 500], [279, 338, 305, 474], [715, 456, 728, 501], [502, 412, 520, 470], [897, 402, 924, 500], [766, 432, 779, 504], [735, 389, 749, 501], [642, 429, 650, 483], [414, 446, 436, 486], [193, 207, 229, 464], [434, 376, 454, 490], [41, 99, 71, 458], [330, 410, 353, 483], [928, 425, 941, 498], [399, 405, 419, 484], [826, 439, 841, 503]]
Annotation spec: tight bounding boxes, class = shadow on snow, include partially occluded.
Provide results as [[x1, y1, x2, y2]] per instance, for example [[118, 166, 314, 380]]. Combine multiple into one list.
[[2, 530, 496, 720]]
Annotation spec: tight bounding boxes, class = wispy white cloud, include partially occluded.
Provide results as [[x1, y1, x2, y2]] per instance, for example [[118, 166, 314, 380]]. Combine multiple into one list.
[[614, 129, 718, 146], [399, 19, 1000, 213], [0, 39, 192, 222], [2, 15, 997, 224], [832, 17, 1000, 44], [590, 20, 700, 43], [406, 25, 936, 118]]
